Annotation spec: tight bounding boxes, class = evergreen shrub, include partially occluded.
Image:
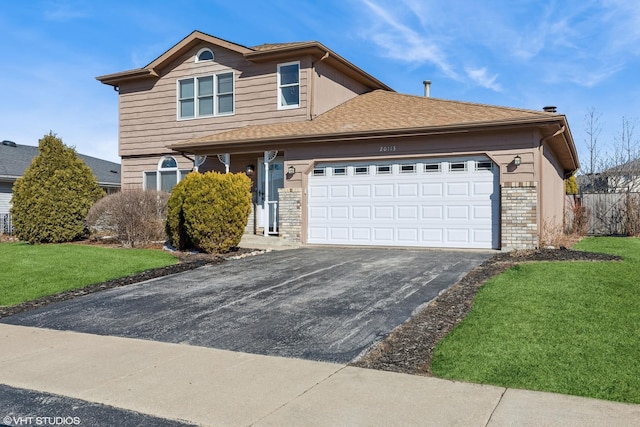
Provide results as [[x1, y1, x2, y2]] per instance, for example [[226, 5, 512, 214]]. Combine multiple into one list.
[[10, 132, 105, 243], [166, 171, 251, 253]]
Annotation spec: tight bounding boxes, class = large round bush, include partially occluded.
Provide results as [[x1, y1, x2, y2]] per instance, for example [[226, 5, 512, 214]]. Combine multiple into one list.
[[166, 171, 252, 253]]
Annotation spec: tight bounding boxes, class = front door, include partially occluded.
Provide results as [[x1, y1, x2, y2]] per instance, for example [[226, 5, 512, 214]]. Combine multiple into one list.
[[257, 158, 284, 234]]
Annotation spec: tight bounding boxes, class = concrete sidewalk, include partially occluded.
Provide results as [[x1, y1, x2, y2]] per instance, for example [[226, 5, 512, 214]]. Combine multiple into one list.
[[1, 324, 638, 426]]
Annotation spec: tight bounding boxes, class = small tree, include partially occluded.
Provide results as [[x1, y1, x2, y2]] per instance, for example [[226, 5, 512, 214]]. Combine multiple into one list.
[[565, 174, 578, 195], [166, 171, 251, 253], [11, 132, 105, 243]]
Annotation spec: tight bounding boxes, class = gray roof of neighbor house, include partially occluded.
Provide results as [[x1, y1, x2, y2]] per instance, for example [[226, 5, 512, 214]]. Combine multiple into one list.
[[0, 140, 121, 186]]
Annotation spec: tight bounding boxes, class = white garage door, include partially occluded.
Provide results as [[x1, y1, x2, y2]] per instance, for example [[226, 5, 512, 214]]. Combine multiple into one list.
[[307, 156, 499, 249]]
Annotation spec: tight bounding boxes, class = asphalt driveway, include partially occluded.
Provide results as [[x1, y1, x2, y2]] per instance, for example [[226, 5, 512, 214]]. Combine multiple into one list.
[[2, 247, 492, 363]]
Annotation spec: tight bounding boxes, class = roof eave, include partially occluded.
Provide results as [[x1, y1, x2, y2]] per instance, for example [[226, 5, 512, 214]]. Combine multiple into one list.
[[168, 117, 565, 153], [96, 68, 159, 87], [245, 42, 393, 91]]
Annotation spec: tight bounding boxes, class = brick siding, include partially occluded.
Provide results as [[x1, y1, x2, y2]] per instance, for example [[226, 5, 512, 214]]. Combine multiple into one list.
[[501, 182, 538, 250]]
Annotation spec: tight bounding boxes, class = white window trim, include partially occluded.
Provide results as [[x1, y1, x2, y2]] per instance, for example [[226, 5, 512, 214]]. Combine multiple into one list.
[[176, 72, 235, 120], [277, 61, 300, 110], [143, 156, 191, 192], [195, 47, 214, 63]]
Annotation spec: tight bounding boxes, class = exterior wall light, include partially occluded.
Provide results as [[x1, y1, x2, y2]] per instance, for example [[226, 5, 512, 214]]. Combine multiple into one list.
[[246, 165, 255, 176], [288, 165, 296, 175], [514, 155, 521, 166]]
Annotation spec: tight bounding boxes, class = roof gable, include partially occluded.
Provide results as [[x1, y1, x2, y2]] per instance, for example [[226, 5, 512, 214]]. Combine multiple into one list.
[[96, 31, 391, 90]]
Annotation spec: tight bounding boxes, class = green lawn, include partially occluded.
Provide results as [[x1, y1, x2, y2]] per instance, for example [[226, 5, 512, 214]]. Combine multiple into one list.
[[0, 242, 178, 307], [431, 237, 640, 404]]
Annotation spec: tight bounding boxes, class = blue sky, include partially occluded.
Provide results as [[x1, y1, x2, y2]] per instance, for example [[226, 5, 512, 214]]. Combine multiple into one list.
[[1, 0, 638, 170]]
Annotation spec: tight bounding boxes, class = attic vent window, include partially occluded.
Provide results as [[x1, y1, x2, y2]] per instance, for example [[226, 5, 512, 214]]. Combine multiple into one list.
[[196, 48, 214, 62]]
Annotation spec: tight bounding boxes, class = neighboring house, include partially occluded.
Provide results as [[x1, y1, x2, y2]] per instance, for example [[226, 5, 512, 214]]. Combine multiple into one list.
[[579, 159, 640, 194], [0, 140, 121, 230], [97, 30, 579, 250]]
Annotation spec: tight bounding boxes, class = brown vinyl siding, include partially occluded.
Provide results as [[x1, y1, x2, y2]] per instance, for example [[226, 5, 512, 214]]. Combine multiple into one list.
[[118, 43, 310, 158], [313, 60, 370, 117]]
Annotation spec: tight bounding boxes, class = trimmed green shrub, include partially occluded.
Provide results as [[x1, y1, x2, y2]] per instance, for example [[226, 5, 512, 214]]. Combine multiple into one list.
[[86, 189, 170, 247], [10, 132, 105, 243], [166, 171, 252, 253]]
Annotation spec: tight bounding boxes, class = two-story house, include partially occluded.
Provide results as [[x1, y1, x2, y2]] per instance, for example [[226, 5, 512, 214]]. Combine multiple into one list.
[[97, 31, 579, 250]]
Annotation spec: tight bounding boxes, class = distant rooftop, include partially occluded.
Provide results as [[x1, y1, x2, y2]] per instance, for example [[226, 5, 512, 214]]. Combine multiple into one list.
[[0, 140, 120, 186]]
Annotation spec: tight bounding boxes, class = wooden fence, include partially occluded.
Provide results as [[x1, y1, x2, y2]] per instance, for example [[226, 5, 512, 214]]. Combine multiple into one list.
[[566, 193, 640, 236]]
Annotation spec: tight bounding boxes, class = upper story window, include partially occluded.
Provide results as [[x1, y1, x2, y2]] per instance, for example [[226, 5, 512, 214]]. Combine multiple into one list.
[[196, 48, 214, 62], [178, 72, 234, 119], [278, 61, 300, 109]]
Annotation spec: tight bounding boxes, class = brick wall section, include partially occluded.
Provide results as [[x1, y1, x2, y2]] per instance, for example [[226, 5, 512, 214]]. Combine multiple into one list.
[[278, 188, 302, 242], [501, 182, 538, 250]]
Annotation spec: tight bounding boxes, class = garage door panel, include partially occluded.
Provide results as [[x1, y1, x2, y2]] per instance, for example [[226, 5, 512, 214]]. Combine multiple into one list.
[[422, 205, 444, 219], [397, 205, 419, 220], [374, 206, 394, 219], [374, 228, 394, 241], [309, 206, 328, 219], [447, 182, 469, 197], [397, 228, 419, 242], [447, 228, 470, 244], [473, 181, 494, 196], [308, 227, 328, 240], [374, 184, 394, 197], [447, 205, 470, 220], [352, 206, 371, 219], [473, 205, 492, 220], [352, 185, 371, 197], [422, 182, 443, 197], [351, 228, 371, 240], [309, 186, 328, 198], [331, 185, 349, 198], [330, 206, 349, 219], [308, 157, 498, 249], [398, 183, 419, 197], [422, 228, 444, 244]]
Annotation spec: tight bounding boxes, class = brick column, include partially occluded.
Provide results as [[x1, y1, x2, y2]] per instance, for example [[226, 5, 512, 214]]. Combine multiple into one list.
[[278, 188, 302, 243], [501, 182, 538, 250]]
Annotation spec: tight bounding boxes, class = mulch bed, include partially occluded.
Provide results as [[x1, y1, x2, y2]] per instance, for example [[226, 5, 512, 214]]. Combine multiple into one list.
[[0, 246, 260, 319], [350, 248, 622, 376]]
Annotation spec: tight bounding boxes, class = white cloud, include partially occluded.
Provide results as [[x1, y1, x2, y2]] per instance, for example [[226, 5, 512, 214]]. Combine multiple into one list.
[[357, 0, 458, 79], [43, 1, 89, 21], [465, 67, 502, 92]]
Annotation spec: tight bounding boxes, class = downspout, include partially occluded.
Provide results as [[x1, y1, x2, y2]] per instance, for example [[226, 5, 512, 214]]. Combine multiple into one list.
[[309, 52, 330, 120], [538, 124, 565, 244]]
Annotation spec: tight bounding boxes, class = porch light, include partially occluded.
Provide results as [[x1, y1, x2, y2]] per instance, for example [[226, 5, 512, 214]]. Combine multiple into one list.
[[288, 165, 296, 175], [246, 165, 255, 176], [514, 155, 521, 166]]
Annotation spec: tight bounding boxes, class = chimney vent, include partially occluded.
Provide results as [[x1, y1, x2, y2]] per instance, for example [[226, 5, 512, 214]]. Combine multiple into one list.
[[423, 80, 431, 97], [543, 106, 557, 113]]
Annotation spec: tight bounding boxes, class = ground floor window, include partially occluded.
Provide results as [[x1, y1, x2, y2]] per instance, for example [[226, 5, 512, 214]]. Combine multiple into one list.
[[143, 156, 190, 192]]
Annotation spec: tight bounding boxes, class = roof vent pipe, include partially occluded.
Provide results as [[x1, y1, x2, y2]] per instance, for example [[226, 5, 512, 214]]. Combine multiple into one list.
[[543, 105, 557, 113], [423, 80, 431, 97]]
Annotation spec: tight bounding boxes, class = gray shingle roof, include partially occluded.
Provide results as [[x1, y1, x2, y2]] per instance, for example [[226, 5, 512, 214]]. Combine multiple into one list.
[[0, 141, 120, 186]]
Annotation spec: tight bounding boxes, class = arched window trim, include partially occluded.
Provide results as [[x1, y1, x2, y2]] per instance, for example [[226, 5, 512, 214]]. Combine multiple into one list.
[[156, 156, 181, 192], [196, 48, 214, 63]]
